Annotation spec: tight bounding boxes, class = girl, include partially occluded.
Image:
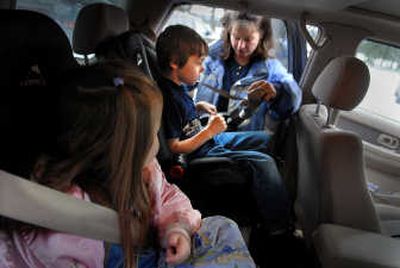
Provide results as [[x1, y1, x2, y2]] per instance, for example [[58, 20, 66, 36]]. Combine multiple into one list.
[[0, 61, 255, 267]]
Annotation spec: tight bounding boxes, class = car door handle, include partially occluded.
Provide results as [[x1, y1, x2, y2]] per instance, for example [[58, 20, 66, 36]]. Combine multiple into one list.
[[377, 133, 399, 150]]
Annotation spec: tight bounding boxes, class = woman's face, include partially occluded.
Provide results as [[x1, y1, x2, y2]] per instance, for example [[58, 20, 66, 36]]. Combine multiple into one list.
[[230, 21, 261, 60]]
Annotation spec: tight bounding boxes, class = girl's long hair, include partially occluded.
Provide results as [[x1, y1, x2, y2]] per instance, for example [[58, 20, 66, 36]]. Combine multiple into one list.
[[33, 60, 163, 268], [221, 12, 275, 60]]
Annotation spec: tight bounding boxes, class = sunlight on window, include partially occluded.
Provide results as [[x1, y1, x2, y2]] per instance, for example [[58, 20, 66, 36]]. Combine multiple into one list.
[[305, 25, 320, 57], [356, 40, 400, 125], [164, 4, 289, 68]]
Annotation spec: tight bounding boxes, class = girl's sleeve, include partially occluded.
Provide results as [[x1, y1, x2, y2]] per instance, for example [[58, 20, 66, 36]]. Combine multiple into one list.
[[143, 158, 202, 244], [1, 186, 104, 268]]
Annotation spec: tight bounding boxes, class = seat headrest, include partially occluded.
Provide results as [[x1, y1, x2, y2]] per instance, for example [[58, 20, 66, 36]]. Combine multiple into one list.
[[312, 56, 370, 111], [0, 10, 77, 87], [73, 3, 129, 55]]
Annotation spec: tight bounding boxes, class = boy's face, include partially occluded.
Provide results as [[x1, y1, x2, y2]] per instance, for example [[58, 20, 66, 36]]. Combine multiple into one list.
[[174, 55, 205, 85]]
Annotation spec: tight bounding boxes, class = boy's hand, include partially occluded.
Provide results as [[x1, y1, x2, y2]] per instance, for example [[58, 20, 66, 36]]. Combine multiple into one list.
[[248, 80, 276, 102], [206, 114, 227, 137], [196, 101, 217, 115], [165, 232, 191, 265]]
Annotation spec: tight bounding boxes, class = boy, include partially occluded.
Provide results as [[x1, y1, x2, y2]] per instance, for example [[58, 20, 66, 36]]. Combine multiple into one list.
[[156, 25, 292, 265]]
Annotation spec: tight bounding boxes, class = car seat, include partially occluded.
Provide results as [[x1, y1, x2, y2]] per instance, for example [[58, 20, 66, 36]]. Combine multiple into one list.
[[0, 10, 120, 242], [296, 56, 379, 242], [0, 9, 78, 177], [296, 56, 400, 246], [73, 3, 129, 65]]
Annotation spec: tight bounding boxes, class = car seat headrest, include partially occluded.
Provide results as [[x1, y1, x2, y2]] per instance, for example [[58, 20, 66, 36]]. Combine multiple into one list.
[[73, 3, 129, 55], [312, 56, 370, 111], [0, 9, 77, 87]]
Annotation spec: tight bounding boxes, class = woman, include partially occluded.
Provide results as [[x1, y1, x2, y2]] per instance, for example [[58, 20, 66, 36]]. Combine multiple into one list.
[[195, 12, 302, 131]]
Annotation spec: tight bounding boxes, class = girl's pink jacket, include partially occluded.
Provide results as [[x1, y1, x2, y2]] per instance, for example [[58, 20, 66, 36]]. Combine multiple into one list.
[[0, 158, 201, 267]]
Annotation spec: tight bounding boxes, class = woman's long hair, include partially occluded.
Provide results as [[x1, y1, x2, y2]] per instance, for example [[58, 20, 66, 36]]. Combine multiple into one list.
[[33, 60, 163, 268], [221, 12, 275, 60]]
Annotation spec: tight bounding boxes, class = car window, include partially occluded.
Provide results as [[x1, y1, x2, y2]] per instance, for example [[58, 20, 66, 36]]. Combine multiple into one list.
[[162, 4, 289, 69], [305, 24, 320, 57], [16, 0, 126, 42], [356, 40, 400, 126]]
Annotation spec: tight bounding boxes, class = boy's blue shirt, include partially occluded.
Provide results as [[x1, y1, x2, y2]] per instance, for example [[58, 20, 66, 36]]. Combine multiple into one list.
[[158, 76, 214, 158], [194, 40, 302, 121]]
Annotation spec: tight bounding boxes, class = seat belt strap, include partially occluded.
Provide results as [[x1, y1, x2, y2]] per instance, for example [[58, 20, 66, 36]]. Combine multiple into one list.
[[199, 82, 246, 100], [0, 170, 120, 243]]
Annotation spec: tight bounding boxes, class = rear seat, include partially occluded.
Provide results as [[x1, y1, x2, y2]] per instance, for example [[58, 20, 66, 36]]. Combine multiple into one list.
[[0, 10, 77, 87], [314, 223, 400, 268], [0, 9, 78, 177], [73, 3, 129, 64]]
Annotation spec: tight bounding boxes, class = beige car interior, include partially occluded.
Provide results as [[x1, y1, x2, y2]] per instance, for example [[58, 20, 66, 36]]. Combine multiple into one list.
[[1, 0, 400, 267], [296, 56, 380, 238], [297, 55, 400, 266]]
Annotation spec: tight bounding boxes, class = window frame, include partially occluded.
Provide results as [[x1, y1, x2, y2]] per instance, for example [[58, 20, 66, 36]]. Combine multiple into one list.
[[160, 3, 308, 82]]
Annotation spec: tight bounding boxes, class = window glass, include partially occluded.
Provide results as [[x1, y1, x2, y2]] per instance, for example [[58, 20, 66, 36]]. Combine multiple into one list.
[[356, 40, 400, 125], [16, 0, 126, 42], [163, 4, 289, 68], [305, 24, 320, 57]]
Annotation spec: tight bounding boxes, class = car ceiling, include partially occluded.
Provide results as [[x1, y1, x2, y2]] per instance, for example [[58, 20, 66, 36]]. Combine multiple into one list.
[[169, 0, 400, 44], [3, 0, 400, 43], [356, 0, 400, 19], [183, 0, 400, 19]]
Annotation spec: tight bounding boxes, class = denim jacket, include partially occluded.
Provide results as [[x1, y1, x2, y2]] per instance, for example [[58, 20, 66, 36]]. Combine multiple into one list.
[[194, 40, 302, 121]]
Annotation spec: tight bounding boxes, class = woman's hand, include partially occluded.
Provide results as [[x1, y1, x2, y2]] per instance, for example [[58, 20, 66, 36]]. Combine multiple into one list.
[[165, 231, 191, 265], [248, 80, 277, 102], [196, 101, 217, 115]]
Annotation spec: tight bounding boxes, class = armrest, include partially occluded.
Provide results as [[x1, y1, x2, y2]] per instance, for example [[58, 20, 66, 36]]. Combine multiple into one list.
[[314, 223, 400, 268]]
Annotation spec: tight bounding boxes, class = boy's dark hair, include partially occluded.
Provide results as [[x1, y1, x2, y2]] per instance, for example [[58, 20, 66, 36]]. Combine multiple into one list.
[[156, 25, 208, 74]]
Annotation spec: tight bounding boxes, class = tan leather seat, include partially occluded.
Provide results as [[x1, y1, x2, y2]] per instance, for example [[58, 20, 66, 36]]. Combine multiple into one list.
[[314, 223, 400, 268], [296, 56, 382, 243]]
